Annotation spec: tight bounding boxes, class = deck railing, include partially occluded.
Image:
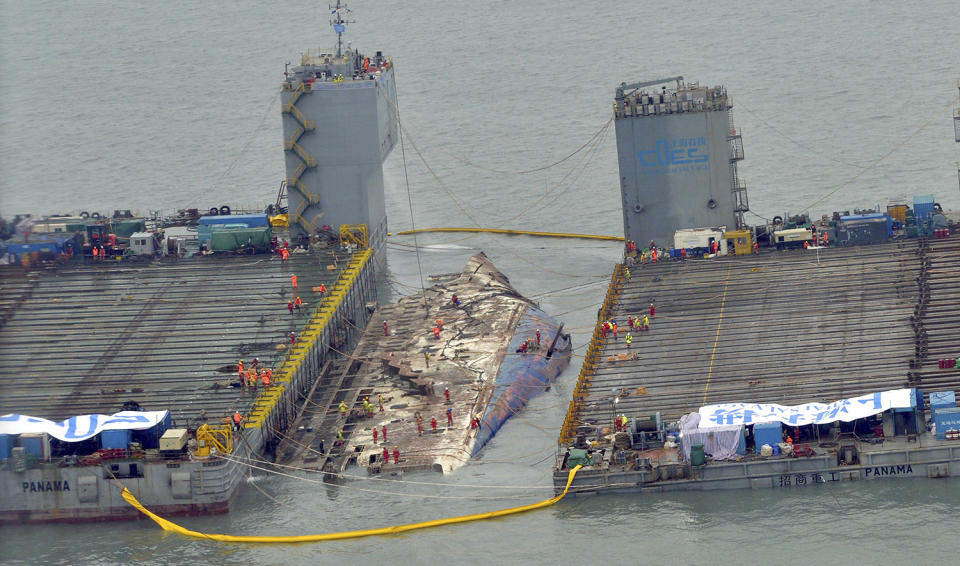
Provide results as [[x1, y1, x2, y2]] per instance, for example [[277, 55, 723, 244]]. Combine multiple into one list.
[[558, 263, 624, 444]]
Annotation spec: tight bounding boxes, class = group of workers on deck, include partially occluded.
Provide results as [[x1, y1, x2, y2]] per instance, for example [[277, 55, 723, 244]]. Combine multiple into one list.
[[237, 357, 274, 391]]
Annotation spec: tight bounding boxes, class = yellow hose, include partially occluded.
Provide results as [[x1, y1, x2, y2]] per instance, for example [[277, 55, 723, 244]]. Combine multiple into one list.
[[393, 227, 623, 241], [119, 465, 582, 543]]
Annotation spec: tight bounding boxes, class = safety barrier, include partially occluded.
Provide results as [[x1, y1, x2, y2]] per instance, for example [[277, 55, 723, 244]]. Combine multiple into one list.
[[243, 250, 374, 445], [118, 465, 582, 543], [558, 264, 624, 444]]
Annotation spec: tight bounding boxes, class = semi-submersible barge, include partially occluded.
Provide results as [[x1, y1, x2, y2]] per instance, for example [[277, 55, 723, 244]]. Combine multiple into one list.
[[0, 8, 395, 523], [554, 77, 960, 494]]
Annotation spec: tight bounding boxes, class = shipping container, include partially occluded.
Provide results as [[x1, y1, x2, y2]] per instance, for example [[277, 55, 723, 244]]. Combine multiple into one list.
[[930, 390, 956, 418], [752, 421, 782, 451], [100, 429, 132, 450], [913, 195, 935, 237], [210, 227, 272, 252], [933, 407, 960, 440], [724, 229, 753, 255], [19, 433, 51, 461], [5, 234, 80, 263], [673, 227, 727, 255], [198, 213, 269, 228], [886, 203, 907, 224], [0, 434, 14, 460], [836, 214, 891, 246], [159, 429, 189, 452]]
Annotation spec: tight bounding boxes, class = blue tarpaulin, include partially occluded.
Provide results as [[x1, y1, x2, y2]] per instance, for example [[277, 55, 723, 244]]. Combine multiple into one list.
[[472, 306, 571, 455]]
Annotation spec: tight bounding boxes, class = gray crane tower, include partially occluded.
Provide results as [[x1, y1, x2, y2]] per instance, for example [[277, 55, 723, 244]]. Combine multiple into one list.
[[280, 2, 398, 256], [613, 77, 749, 248]]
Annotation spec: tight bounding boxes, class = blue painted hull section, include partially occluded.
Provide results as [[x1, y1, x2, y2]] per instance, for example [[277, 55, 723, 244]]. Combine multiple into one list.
[[472, 305, 572, 455]]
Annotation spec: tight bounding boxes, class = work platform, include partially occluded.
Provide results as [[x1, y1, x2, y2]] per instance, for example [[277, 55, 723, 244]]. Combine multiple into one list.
[[0, 248, 364, 428], [562, 235, 960, 439]]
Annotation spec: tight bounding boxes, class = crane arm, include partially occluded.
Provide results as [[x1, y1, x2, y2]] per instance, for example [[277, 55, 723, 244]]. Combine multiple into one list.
[[615, 76, 684, 100]]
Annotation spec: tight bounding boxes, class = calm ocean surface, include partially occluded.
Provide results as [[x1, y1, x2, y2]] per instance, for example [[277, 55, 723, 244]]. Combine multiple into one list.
[[1, 1, 958, 563]]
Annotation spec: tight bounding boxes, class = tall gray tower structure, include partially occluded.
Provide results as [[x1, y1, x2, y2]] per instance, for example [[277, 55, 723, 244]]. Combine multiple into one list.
[[280, 2, 398, 255], [613, 77, 748, 247]]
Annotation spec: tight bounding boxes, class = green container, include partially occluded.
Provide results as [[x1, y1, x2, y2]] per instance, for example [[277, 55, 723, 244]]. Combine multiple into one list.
[[210, 227, 271, 252], [690, 443, 706, 466]]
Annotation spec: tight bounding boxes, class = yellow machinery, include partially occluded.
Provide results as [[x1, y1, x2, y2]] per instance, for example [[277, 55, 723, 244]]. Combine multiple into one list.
[[269, 213, 289, 228], [339, 224, 368, 249], [724, 229, 753, 255], [194, 423, 233, 458]]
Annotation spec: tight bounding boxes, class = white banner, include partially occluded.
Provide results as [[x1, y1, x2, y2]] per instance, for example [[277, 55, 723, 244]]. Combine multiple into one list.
[[698, 389, 914, 428], [0, 411, 170, 442]]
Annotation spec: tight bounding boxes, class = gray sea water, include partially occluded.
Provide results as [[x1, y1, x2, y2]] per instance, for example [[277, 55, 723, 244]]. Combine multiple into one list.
[[1, 0, 959, 563]]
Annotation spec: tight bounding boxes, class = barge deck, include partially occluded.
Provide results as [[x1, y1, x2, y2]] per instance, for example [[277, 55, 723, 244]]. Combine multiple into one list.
[[555, 235, 960, 493]]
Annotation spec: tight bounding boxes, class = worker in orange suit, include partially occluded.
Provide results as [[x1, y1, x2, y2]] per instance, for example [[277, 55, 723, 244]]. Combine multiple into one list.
[[319, 283, 327, 297], [291, 274, 298, 288], [433, 326, 440, 340], [294, 296, 303, 312], [232, 410, 243, 431]]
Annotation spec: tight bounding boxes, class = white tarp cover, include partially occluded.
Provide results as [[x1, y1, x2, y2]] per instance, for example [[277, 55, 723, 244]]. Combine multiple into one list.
[[0, 411, 170, 442], [698, 388, 914, 428], [679, 416, 744, 461]]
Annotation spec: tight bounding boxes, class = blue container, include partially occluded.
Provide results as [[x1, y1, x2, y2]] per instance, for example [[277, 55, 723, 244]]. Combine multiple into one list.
[[933, 407, 960, 440], [100, 429, 131, 450], [198, 213, 269, 228], [913, 195, 935, 221], [930, 390, 956, 417], [753, 421, 782, 452], [19, 434, 48, 459], [0, 434, 14, 460]]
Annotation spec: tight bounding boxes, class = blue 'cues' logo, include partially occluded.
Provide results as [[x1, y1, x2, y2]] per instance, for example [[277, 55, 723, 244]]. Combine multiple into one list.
[[637, 137, 709, 171]]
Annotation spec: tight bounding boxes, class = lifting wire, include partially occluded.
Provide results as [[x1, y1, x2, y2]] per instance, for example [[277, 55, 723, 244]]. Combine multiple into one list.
[[219, 452, 548, 501], [393, 69, 429, 312], [736, 100, 870, 169], [209, 91, 281, 201], [798, 96, 956, 214], [383, 85, 616, 278], [115, 466, 582, 543], [395, 141, 604, 282], [443, 117, 614, 176]]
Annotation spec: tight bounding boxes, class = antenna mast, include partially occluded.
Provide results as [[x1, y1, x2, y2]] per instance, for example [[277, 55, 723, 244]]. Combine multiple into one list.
[[330, 1, 354, 58]]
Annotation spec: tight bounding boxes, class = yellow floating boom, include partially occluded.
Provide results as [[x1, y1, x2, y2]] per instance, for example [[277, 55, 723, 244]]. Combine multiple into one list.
[[119, 466, 582, 543], [393, 227, 623, 241]]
